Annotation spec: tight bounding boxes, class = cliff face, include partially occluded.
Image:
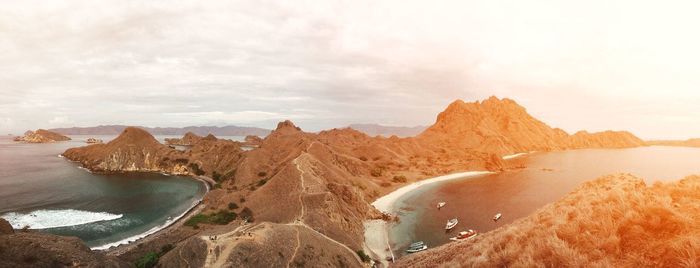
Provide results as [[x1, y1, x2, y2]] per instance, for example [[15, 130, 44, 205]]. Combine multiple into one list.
[[14, 129, 71, 143], [0, 219, 130, 267], [418, 97, 646, 156], [63, 127, 244, 178], [395, 174, 700, 267]]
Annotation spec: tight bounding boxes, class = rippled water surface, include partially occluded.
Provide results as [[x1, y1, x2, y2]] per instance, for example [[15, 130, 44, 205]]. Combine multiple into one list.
[[0, 135, 208, 249], [390, 146, 700, 256]]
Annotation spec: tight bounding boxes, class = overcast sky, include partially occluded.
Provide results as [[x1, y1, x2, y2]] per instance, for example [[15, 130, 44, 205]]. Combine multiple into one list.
[[3, 1, 700, 139]]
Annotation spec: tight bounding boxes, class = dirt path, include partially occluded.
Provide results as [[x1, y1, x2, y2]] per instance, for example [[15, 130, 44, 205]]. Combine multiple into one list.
[[200, 224, 253, 268], [287, 228, 302, 268]]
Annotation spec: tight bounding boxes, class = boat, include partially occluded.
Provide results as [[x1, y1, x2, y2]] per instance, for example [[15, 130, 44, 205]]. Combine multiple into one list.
[[409, 241, 425, 247], [405, 242, 428, 253], [493, 213, 502, 222], [436, 202, 446, 209], [450, 229, 478, 241], [445, 218, 458, 230]]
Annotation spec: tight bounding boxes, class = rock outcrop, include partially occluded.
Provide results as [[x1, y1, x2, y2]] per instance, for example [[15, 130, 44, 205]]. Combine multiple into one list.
[[13, 129, 71, 143], [395, 174, 700, 267]]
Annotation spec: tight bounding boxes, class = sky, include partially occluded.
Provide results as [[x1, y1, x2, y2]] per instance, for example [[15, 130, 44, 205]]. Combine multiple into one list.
[[2, 1, 700, 140]]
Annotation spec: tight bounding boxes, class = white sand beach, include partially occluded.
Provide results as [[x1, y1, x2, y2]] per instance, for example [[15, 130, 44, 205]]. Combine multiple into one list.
[[502, 152, 528, 160], [364, 171, 493, 267]]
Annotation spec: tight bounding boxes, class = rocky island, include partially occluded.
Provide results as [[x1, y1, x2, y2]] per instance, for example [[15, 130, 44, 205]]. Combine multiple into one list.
[[13, 129, 71, 143]]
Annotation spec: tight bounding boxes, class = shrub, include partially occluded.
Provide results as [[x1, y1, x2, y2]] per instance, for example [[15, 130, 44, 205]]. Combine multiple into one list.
[[184, 210, 237, 228], [258, 171, 267, 177], [392, 175, 407, 183], [257, 179, 268, 186], [356, 250, 371, 263], [359, 156, 368, 161], [212, 171, 222, 181], [174, 158, 189, 164], [370, 168, 383, 177], [135, 252, 159, 268], [240, 197, 246, 203], [187, 163, 205, 176], [240, 207, 254, 222], [160, 244, 174, 255], [380, 182, 392, 187], [228, 202, 239, 210]]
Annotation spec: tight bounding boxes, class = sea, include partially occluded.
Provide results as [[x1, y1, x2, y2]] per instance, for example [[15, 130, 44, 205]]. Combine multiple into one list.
[[390, 146, 700, 257], [0, 134, 244, 250]]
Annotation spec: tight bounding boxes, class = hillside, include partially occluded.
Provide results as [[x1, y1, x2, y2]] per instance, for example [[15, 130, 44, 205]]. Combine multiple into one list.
[[347, 124, 427, 137], [418, 97, 646, 156], [648, 139, 700, 147], [396, 174, 700, 267], [50, 125, 270, 137]]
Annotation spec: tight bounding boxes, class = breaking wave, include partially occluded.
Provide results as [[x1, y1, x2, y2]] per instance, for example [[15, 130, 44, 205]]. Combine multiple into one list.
[[1, 209, 123, 229]]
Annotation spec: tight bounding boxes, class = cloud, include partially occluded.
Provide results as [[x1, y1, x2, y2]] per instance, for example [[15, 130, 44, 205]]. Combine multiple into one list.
[[1, 1, 700, 139]]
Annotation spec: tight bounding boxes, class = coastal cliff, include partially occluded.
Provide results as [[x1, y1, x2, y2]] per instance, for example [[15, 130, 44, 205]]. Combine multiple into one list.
[[13, 129, 71, 143], [395, 174, 700, 267]]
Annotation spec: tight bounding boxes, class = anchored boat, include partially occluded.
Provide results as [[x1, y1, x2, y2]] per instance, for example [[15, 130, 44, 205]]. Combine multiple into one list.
[[445, 218, 458, 230], [405, 241, 428, 253], [436, 202, 446, 209], [450, 229, 478, 241], [493, 213, 502, 222]]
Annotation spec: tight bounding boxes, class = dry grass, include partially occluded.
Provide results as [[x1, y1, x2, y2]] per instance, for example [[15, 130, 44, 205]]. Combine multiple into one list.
[[396, 174, 700, 268]]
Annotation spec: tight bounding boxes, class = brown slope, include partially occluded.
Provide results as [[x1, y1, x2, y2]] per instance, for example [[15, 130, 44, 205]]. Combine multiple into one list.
[[164, 132, 202, 145], [418, 96, 645, 156], [395, 174, 700, 268]]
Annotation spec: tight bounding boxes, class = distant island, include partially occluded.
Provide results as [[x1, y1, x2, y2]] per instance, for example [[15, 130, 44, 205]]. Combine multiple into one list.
[[13, 129, 71, 143], [347, 124, 427, 137], [48, 125, 271, 137]]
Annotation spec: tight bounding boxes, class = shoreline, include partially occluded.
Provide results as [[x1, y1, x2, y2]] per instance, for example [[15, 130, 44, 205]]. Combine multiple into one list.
[[94, 175, 210, 252], [364, 171, 493, 266], [92, 173, 211, 253]]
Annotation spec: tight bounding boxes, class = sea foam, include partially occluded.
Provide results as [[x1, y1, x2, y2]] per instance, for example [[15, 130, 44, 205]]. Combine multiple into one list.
[[1, 209, 123, 229]]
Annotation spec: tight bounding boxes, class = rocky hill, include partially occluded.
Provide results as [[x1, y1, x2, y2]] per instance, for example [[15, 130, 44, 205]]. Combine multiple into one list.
[[164, 132, 203, 145], [13, 129, 71, 143], [418, 97, 645, 156], [50, 125, 270, 137], [395, 174, 700, 267]]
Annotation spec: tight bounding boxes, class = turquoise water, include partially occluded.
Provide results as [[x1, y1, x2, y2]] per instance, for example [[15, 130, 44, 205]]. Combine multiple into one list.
[[0, 135, 207, 249], [390, 146, 700, 256]]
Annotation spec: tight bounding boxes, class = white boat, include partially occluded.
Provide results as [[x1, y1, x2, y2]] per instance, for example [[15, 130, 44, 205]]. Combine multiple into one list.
[[450, 229, 478, 241], [405, 244, 428, 253], [493, 213, 502, 222], [436, 202, 446, 209], [409, 241, 425, 247], [445, 218, 458, 230]]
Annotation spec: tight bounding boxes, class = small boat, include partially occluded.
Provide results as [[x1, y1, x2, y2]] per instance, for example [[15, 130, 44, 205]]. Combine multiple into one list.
[[436, 202, 446, 209], [493, 213, 502, 222], [409, 241, 425, 248], [405, 243, 428, 253], [450, 229, 477, 241], [445, 218, 458, 230]]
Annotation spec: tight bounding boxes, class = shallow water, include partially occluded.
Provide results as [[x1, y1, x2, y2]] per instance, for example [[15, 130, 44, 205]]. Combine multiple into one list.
[[0, 135, 209, 249], [390, 146, 700, 256]]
